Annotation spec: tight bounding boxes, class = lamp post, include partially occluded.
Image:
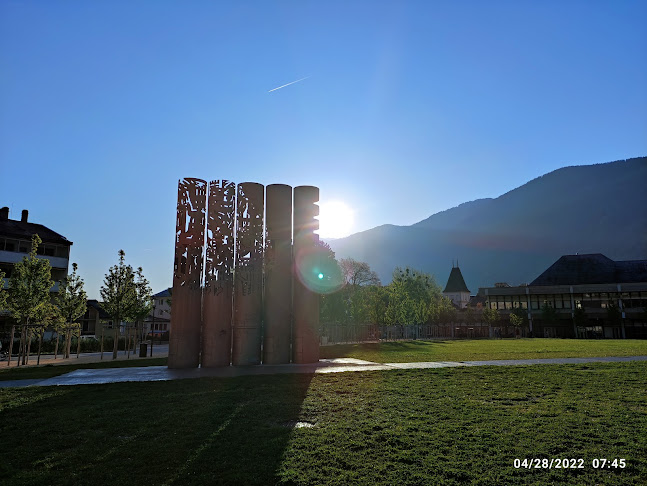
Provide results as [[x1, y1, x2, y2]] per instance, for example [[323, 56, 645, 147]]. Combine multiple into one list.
[[151, 303, 156, 357]]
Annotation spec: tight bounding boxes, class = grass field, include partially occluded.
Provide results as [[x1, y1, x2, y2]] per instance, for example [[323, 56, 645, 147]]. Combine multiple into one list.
[[1, 361, 645, 485], [0, 358, 168, 381], [320, 338, 647, 363]]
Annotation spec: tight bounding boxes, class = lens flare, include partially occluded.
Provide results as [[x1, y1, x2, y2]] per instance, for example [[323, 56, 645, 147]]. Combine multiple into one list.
[[294, 246, 344, 294]]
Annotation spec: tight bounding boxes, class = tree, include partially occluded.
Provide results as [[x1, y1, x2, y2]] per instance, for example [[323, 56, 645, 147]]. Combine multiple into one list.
[[36, 303, 64, 364], [541, 302, 558, 327], [128, 267, 152, 356], [482, 307, 500, 328], [386, 267, 442, 325], [100, 250, 137, 360], [606, 302, 622, 327], [0, 268, 7, 312], [509, 312, 524, 334], [55, 263, 87, 359], [510, 307, 528, 329], [339, 258, 381, 288], [7, 234, 54, 366]]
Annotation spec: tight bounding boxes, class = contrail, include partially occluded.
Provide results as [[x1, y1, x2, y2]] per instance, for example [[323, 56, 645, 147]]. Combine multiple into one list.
[[268, 76, 310, 93]]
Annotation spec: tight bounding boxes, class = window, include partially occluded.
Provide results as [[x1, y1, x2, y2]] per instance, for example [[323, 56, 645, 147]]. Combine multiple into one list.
[[531, 295, 539, 310]]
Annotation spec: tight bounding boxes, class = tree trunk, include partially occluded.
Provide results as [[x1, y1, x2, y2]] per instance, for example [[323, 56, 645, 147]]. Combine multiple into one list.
[[112, 324, 119, 360], [127, 326, 131, 359], [54, 331, 59, 359], [66, 330, 72, 359], [26, 329, 32, 365], [100, 325, 104, 360], [76, 325, 81, 358], [17, 325, 25, 367], [37, 331, 43, 365], [8, 324, 15, 366]]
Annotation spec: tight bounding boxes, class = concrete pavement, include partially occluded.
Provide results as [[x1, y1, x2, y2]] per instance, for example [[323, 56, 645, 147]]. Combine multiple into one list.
[[1, 355, 646, 388]]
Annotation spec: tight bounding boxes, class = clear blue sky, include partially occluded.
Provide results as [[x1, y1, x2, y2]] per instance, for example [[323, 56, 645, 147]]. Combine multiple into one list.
[[1, 1, 645, 298]]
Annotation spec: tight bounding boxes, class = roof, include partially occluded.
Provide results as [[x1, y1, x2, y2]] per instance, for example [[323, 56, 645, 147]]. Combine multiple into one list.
[[0, 218, 72, 246], [86, 300, 111, 320], [530, 254, 647, 286], [153, 288, 172, 298], [443, 266, 470, 293]]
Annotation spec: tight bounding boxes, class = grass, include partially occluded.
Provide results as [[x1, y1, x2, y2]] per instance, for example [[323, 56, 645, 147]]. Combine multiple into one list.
[[0, 358, 168, 381], [320, 338, 647, 363], [0, 362, 645, 485]]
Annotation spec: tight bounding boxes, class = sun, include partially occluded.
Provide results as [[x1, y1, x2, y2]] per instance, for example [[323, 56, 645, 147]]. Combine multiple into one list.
[[316, 201, 354, 239]]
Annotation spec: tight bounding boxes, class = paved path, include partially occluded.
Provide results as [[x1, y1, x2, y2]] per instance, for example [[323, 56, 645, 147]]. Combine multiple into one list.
[[1, 356, 646, 389]]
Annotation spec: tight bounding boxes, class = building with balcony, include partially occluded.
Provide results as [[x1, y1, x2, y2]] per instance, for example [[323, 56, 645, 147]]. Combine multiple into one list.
[[479, 254, 647, 339], [0, 207, 72, 293]]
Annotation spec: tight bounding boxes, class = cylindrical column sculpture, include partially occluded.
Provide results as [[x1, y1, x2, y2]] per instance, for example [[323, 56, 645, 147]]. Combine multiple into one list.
[[232, 182, 264, 365], [169, 178, 206, 369], [292, 185, 320, 364], [263, 184, 292, 364], [202, 180, 235, 367]]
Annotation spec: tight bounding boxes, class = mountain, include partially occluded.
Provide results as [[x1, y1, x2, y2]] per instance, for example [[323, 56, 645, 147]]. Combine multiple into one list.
[[326, 157, 647, 293]]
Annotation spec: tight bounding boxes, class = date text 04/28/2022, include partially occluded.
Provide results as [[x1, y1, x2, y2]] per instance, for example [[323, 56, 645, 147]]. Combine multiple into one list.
[[513, 458, 626, 469]]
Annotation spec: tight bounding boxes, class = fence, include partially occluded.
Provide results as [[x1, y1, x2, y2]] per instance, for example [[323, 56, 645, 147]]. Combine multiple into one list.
[[319, 322, 494, 345]]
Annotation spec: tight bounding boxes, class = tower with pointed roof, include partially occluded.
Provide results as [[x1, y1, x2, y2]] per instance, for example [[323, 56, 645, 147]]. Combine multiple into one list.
[[443, 261, 471, 309]]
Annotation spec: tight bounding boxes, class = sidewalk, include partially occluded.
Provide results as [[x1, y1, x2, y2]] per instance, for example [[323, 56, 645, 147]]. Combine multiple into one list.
[[2, 355, 646, 388]]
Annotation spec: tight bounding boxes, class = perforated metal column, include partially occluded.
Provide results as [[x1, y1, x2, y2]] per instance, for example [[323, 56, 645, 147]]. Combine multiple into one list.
[[168, 178, 206, 369], [202, 180, 235, 367], [232, 182, 264, 366]]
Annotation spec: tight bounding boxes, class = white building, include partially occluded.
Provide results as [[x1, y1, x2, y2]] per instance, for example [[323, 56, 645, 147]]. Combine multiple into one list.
[[443, 263, 471, 309]]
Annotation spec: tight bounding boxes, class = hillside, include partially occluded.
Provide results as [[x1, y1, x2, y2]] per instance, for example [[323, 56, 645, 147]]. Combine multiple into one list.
[[327, 157, 647, 292]]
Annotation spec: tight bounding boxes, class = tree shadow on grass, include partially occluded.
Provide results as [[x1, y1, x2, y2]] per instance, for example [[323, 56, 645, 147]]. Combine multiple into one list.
[[0, 373, 314, 486]]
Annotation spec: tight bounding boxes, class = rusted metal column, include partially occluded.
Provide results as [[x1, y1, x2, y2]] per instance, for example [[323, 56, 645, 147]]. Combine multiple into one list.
[[202, 180, 235, 367], [292, 185, 320, 364], [169, 178, 206, 369], [263, 184, 292, 364], [232, 182, 264, 366]]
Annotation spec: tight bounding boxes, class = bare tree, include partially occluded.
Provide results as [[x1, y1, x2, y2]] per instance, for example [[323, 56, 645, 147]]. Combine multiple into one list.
[[339, 258, 381, 288]]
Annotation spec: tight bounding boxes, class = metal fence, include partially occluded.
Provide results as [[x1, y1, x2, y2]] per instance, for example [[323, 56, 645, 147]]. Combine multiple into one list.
[[319, 322, 494, 345]]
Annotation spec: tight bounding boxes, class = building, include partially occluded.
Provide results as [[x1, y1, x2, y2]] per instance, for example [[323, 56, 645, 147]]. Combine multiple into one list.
[[443, 263, 471, 309], [76, 299, 112, 336], [143, 288, 172, 336], [0, 207, 72, 293], [479, 254, 647, 339]]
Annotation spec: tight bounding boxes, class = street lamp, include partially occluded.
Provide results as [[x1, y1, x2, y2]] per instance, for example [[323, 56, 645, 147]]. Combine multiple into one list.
[[151, 303, 156, 357]]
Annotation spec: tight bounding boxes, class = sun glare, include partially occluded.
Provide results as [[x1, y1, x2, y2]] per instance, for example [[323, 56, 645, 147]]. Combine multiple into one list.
[[316, 201, 354, 239]]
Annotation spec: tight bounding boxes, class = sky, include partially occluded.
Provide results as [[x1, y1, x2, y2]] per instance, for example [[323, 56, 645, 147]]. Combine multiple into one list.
[[1, 0, 646, 298]]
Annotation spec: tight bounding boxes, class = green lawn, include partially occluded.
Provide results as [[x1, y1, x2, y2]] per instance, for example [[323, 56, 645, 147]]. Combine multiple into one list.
[[0, 362, 645, 485], [0, 358, 168, 381], [321, 338, 647, 363]]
